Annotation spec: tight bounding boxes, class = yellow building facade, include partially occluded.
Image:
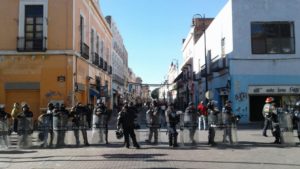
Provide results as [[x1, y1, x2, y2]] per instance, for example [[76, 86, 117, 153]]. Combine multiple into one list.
[[0, 0, 112, 121]]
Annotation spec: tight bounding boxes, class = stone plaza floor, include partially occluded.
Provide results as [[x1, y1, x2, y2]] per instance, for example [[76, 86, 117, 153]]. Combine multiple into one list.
[[0, 126, 300, 169]]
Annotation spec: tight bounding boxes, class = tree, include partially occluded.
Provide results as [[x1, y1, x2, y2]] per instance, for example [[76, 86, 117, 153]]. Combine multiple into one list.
[[151, 88, 159, 99]]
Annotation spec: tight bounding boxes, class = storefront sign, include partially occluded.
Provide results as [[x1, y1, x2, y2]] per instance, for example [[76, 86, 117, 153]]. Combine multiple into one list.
[[248, 86, 300, 95]]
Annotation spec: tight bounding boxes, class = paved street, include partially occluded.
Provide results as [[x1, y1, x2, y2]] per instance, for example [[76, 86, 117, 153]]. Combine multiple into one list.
[[0, 124, 300, 169]]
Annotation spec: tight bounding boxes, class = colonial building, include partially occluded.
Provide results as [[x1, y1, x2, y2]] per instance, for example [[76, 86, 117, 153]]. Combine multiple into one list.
[[191, 0, 300, 123], [105, 16, 128, 107], [0, 0, 113, 121]]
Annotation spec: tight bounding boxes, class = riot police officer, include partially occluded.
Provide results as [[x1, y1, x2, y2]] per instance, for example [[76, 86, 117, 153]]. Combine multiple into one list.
[[294, 101, 300, 142], [0, 104, 11, 148], [17, 104, 33, 148], [222, 100, 234, 144], [93, 99, 110, 144], [270, 109, 281, 144], [117, 101, 140, 149], [183, 102, 198, 144], [165, 103, 180, 147], [71, 103, 89, 146], [207, 100, 220, 146], [145, 100, 160, 144], [53, 103, 69, 147], [262, 97, 275, 137]]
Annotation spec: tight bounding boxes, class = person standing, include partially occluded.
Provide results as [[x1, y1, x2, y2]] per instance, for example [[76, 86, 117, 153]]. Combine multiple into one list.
[[11, 102, 21, 133], [207, 100, 220, 146], [197, 101, 208, 130], [262, 97, 275, 137], [117, 101, 140, 149], [184, 102, 198, 144], [294, 101, 300, 142], [222, 100, 234, 144], [145, 100, 160, 144], [0, 104, 11, 148], [165, 103, 180, 147], [71, 103, 89, 146], [93, 99, 110, 144], [17, 104, 33, 148]]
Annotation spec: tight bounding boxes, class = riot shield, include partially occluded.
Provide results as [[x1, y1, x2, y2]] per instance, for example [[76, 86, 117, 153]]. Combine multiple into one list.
[[0, 119, 10, 149], [91, 114, 108, 144], [278, 111, 295, 145], [52, 115, 59, 147], [179, 113, 199, 146], [207, 110, 223, 145], [67, 114, 88, 146], [145, 111, 161, 144], [17, 117, 33, 148], [59, 113, 69, 147], [52, 113, 69, 147], [219, 113, 238, 145]]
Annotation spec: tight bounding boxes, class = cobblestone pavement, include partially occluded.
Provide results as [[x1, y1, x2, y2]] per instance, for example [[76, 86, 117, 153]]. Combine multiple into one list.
[[0, 126, 300, 169]]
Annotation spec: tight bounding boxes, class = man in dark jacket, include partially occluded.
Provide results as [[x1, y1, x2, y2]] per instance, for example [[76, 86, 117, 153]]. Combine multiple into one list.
[[165, 103, 179, 147], [117, 101, 140, 149]]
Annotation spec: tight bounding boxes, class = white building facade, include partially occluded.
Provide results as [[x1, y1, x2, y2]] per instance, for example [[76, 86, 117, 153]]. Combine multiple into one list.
[[192, 0, 300, 123], [105, 16, 127, 106]]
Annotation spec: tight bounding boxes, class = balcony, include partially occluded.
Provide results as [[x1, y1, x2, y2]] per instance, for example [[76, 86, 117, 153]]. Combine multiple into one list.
[[109, 65, 112, 74], [17, 37, 47, 52], [92, 52, 99, 66], [99, 57, 104, 69], [81, 43, 89, 60], [211, 57, 227, 72], [104, 61, 107, 71]]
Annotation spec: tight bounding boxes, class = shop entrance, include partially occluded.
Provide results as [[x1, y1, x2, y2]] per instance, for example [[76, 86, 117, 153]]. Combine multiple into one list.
[[249, 95, 281, 122]]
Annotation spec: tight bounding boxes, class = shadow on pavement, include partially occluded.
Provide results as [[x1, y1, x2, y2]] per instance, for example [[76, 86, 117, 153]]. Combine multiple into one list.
[[0, 150, 37, 154], [102, 153, 167, 159]]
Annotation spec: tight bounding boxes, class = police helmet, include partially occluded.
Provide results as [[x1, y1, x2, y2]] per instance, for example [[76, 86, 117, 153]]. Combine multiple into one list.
[[0, 104, 5, 111], [295, 101, 300, 107], [265, 97, 274, 103], [115, 129, 124, 139]]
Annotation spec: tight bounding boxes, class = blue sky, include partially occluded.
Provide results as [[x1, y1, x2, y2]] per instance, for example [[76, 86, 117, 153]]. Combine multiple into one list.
[[100, 0, 228, 85]]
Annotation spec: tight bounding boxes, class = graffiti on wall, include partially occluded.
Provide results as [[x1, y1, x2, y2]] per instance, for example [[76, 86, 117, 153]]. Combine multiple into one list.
[[234, 91, 248, 122], [235, 92, 247, 102], [45, 90, 62, 100]]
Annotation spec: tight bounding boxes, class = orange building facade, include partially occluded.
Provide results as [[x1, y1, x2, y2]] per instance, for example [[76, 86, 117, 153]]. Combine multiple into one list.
[[0, 0, 113, 121]]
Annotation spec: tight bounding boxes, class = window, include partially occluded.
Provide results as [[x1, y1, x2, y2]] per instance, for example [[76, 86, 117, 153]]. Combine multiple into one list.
[[24, 5, 44, 51], [80, 15, 84, 53], [96, 35, 99, 54], [251, 22, 295, 54]]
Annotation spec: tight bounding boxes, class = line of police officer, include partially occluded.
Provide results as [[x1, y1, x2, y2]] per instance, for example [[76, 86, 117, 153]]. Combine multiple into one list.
[[1, 97, 300, 150], [262, 97, 300, 144], [0, 100, 111, 149]]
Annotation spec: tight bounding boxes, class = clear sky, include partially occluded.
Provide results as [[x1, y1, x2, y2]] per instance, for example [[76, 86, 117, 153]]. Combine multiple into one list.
[[100, 0, 228, 85]]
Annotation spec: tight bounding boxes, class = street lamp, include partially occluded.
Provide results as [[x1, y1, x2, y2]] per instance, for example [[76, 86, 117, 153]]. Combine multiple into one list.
[[192, 14, 208, 101]]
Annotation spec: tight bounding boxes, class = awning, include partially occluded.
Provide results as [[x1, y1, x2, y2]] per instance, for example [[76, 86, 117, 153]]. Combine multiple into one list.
[[89, 88, 100, 97]]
